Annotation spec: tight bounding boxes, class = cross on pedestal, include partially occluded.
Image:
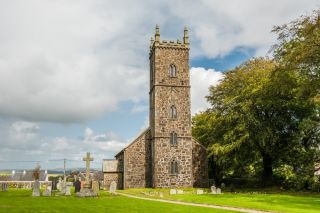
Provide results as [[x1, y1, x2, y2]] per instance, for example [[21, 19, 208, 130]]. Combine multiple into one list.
[[82, 152, 93, 189]]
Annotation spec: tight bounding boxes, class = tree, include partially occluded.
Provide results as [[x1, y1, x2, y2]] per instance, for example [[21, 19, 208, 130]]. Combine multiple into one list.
[[193, 57, 317, 184]]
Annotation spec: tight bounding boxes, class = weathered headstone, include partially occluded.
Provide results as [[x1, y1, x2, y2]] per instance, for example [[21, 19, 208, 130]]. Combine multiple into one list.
[[169, 189, 177, 195], [32, 180, 40, 197], [196, 189, 204, 195], [221, 183, 226, 188], [1, 183, 8, 192], [211, 185, 217, 194], [92, 181, 100, 195], [216, 188, 221, 194], [177, 189, 184, 194], [76, 152, 98, 197], [57, 177, 62, 191], [74, 179, 81, 193], [109, 181, 117, 194], [159, 192, 164, 198], [65, 182, 72, 196], [42, 185, 52, 197]]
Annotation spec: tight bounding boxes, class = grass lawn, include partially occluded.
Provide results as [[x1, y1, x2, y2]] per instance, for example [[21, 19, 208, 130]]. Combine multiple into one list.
[[120, 188, 320, 213], [0, 189, 237, 213]]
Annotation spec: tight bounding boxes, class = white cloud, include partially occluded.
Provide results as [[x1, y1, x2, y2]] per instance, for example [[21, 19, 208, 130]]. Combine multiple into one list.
[[190, 67, 224, 114], [0, 0, 318, 123], [0, 121, 127, 169]]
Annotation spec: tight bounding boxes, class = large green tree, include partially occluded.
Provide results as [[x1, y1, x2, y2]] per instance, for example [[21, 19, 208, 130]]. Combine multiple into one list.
[[193, 11, 320, 187]]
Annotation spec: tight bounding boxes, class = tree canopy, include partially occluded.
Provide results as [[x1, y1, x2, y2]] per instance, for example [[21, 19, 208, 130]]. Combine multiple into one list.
[[192, 10, 320, 189]]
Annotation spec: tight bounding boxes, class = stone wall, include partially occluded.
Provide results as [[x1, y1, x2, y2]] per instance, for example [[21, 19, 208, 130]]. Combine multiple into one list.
[[103, 173, 123, 189], [120, 129, 152, 189], [192, 139, 209, 188]]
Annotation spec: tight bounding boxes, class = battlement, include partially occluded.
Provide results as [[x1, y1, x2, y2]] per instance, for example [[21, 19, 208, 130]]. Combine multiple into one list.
[[149, 25, 189, 56]]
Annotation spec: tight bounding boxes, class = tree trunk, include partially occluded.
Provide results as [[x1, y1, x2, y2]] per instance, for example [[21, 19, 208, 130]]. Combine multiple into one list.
[[262, 154, 273, 186]]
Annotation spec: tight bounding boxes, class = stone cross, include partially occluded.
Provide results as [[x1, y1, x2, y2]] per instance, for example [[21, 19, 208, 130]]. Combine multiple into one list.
[[82, 152, 93, 188]]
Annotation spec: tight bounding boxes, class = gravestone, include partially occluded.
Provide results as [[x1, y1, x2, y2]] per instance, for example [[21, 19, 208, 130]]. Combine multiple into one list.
[[74, 179, 81, 193], [65, 182, 72, 196], [52, 179, 57, 190], [169, 189, 177, 195], [57, 177, 62, 191], [32, 180, 40, 197], [196, 189, 204, 195], [92, 181, 100, 195], [42, 185, 52, 197], [76, 152, 98, 197], [211, 185, 217, 194], [216, 188, 222, 194], [221, 183, 226, 188], [109, 181, 117, 194], [177, 189, 184, 194], [159, 192, 164, 198], [1, 183, 8, 192]]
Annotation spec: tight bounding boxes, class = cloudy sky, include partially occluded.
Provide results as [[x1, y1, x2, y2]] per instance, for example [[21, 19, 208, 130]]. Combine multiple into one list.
[[0, 0, 318, 170]]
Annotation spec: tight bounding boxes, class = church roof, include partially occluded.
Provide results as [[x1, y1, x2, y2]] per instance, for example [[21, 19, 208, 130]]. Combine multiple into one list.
[[115, 127, 151, 158]]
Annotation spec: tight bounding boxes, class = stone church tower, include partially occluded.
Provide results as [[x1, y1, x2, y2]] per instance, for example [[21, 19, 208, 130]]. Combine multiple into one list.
[[103, 26, 208, 189], [149, 25, 193, 187]]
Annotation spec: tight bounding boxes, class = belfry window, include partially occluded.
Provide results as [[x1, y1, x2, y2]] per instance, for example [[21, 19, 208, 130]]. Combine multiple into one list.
[[169, 64, 176, 77], [170, 132, 177, 146], [170, 105, 177, 119], [170, 160, 179, 175]]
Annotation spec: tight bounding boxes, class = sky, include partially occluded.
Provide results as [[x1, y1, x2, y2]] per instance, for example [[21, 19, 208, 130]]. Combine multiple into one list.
[[0, 0, 319, 170]]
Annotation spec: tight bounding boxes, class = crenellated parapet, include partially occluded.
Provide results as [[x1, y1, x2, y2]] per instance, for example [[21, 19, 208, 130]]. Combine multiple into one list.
[[149, 25, 189, 57]]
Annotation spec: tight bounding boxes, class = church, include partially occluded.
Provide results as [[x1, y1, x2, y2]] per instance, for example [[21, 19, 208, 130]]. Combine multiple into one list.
[[103, 26, 208, 189]]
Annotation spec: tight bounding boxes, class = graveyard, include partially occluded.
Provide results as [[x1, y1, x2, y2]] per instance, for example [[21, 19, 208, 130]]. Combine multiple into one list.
[[0, 186, 320, 213]]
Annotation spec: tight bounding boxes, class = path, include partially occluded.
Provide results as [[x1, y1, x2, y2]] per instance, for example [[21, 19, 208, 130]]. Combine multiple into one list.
[[117, 192, 273, 213]]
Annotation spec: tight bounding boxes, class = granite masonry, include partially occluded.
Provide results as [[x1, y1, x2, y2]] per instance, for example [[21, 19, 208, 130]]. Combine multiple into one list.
[[103, 26, 208, 189]]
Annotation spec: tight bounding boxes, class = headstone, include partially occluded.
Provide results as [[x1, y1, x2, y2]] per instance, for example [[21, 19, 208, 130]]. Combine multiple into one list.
[[159, 192, 164, 198], [65, 183, 71, 196], [42, 185, 52, 197], [221, 183, 226, 188], [169, 189, 177, 195], [92, 181, 100, 195], [211, 185, 217, 194], [57, 177, 62, 191], [177, 189, 184, 194], [216, 188, 221, 194], [109, 181, 117, 194], [74, 179, 81, 193], [196, 189, 204, 195], [32, 180, 40, 197], [76, 152, 98, 197], [56, 180, 67, 196], [1, 183, 8, 192], [52, 179, 57, 190]]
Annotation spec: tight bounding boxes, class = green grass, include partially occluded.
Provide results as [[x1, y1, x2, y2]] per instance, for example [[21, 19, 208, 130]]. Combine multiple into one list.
[[0, 189, 236, 213], [120, 188, 320, 213]]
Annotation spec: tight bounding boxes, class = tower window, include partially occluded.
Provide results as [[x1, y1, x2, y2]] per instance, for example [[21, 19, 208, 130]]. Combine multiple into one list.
[[170, 132, 177, 146], [169, 64, 176, 77], [170, 105, 177, 119], [170, 160, 178, 175]]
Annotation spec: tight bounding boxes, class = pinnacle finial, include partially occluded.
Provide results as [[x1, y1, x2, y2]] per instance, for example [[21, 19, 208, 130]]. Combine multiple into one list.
[[183, 26, 189, 46], [155, 24, 160, 44]]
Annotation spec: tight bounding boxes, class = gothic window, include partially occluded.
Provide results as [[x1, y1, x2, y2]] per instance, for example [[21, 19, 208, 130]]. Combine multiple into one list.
[[170, 131, 177, 146], [169, 64, 176, 77], [170, 160, 178, 175], [170, 105, 177, 119]]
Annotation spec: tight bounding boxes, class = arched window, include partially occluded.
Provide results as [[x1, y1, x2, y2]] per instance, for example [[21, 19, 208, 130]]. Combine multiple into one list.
[[170, 132, 177, 146], [170, 160, 178, 175], [169, 64, 176, 77], [170, 105, 177, 119]]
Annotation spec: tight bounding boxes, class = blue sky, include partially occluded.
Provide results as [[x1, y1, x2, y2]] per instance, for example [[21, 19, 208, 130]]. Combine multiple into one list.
[[0, 0, 318, 170]]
